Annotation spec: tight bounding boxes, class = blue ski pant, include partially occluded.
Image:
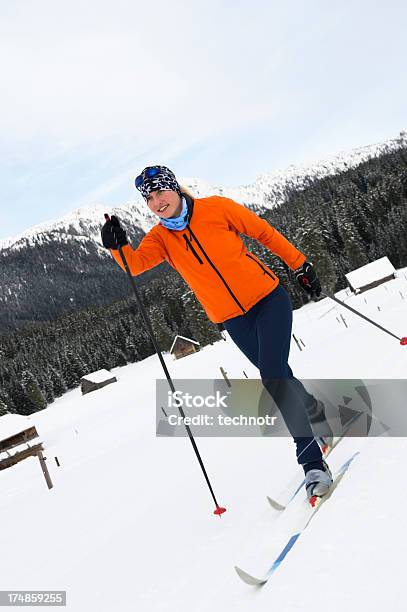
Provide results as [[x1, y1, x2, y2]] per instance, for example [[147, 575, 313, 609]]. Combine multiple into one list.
[[223, 284, 322, 465]]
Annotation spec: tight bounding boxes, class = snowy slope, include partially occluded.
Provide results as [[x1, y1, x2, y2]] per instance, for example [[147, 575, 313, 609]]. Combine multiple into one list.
[[1, 271, 407, 611], [1, 131, 406, 254]]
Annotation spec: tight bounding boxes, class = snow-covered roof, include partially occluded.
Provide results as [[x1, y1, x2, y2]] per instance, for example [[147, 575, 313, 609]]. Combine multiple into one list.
[[0, 414, 32, 440], [345, 257, 395, 290], [81, 369, 115, 384], [169, 335, 200, 354]]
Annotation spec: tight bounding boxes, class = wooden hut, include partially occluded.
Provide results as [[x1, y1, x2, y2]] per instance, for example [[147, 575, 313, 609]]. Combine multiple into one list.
[[345, 257, 396, 294], [81, 369, 117, 395], [169, 335, 200, 360]]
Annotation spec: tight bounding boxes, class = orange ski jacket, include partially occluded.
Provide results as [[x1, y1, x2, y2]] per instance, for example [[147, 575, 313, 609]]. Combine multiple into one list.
[[110, 195, 306, 323]]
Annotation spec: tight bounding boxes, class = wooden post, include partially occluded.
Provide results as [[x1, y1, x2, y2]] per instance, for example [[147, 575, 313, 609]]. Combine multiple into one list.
[[220, 367, 231, 387], [0, 429, 54, 492], [37, 451, 53, 490], [292, 334, 302, 351]]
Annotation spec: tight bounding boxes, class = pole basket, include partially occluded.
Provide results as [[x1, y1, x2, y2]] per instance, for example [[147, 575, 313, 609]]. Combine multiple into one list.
[[214, 506, 227, 516]]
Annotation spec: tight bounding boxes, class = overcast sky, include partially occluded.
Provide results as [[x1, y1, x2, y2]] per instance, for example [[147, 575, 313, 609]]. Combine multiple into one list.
[[0, 0, 406, 239]]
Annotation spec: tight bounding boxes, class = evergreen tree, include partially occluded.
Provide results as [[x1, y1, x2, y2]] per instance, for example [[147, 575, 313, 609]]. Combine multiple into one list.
[[0, 389, 10, 416], [49, 365, 67, 397], [20, 370, 46, 414]]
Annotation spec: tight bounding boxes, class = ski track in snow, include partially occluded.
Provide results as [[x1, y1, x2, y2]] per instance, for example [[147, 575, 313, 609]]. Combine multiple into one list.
[[1, 272, 407, 611]]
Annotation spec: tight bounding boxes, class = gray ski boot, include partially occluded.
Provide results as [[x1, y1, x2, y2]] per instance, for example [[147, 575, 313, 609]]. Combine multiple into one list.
[[305, 460, 333, 501]]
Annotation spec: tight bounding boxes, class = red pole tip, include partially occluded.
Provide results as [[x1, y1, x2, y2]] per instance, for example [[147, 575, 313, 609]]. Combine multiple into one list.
[[214, 506, 227, 516], [400, 337, 407, 346]]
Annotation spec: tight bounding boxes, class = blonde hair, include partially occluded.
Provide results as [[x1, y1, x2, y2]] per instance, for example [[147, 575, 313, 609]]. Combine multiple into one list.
[[179, 185, 195, 199]]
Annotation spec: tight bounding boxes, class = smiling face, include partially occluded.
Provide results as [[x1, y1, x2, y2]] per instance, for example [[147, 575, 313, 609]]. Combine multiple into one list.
[[146, 189, 183, 218]]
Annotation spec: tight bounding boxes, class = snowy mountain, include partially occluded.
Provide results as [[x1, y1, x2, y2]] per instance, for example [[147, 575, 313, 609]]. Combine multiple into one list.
[[0, 130, 405, 334], [0, 203, 153, 333], [1, 274, 407, 611], [0, 201, 156, 255], [1, 131, 405, 254], [183, 131, 407, 209]]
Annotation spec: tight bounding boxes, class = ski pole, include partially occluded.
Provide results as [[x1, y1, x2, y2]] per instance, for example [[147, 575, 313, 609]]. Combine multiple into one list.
[[322, 291, 407, 345], [104, 214, 226, 516]]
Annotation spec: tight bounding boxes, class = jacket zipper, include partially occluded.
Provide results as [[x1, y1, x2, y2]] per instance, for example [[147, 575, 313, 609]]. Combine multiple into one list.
[[182, 233, 204, 264], [246, 253, 277, 281], [187, 226, 247, 314]]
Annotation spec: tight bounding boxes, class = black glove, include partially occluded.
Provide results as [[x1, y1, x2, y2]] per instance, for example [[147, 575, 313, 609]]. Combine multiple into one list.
[[295, 261, 321, 298], [101, 215, 128, 250]]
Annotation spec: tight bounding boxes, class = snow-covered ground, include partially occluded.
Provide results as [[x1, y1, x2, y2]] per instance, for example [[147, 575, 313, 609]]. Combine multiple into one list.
[[1, 272, 407, 611]]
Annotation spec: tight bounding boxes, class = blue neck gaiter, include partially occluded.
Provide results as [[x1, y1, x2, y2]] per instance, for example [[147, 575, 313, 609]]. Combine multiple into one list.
[[159, 196, 189, 231]]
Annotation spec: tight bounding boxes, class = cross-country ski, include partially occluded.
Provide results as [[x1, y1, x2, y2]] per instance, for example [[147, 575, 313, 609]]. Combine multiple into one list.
[[235, 452, 360, 586], [266, 411, 364, 512]]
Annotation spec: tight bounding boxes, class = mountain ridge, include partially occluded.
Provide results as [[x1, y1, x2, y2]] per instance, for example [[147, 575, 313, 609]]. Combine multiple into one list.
[[0, 130, 405, 334], [2, 130, 405, 254]]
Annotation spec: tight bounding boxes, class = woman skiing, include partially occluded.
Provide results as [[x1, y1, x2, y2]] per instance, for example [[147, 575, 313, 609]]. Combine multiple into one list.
[[101, 165, 332, 499]]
